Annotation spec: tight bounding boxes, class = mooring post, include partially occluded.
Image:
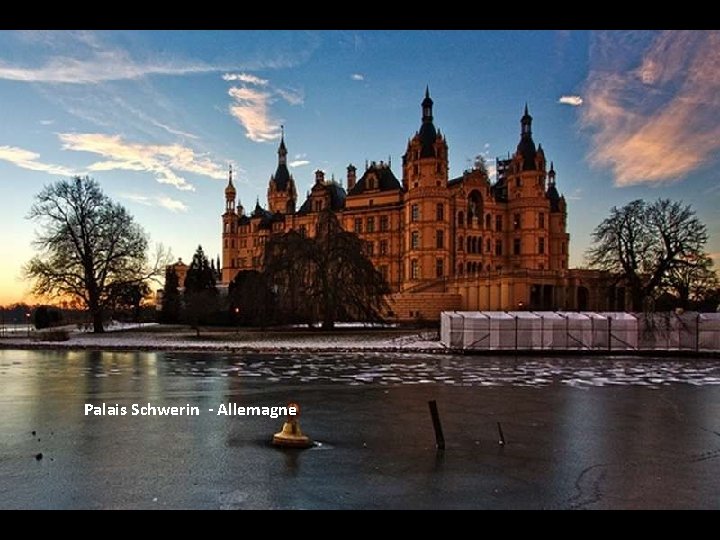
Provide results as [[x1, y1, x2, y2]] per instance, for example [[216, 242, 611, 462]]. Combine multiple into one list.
[[428, 400, 445, 450], [497, 421, 506, 446]]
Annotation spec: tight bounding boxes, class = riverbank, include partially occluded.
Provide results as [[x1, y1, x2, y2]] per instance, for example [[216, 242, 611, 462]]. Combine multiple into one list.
[[0, 325, 446, 354]]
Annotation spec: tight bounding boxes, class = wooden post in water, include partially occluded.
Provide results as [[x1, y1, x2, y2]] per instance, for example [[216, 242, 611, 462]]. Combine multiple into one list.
[[428, 400, 445, 450]]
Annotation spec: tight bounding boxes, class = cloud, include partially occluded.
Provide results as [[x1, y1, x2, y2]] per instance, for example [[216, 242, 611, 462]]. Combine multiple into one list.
[[582, 30, 720, 186], [228, 87, 281, 142], [39, 119, 55, 125], [351, 73, 364, 81], [225, 73, 304, 142], [289, 160, 310, 168], [0, 145, 74, 176], [0, 48, 221, 84], [120, 193, 188, 212], [276, 87, 304, 106], [222, 72, 269, 85], [558, 95, 583, 106], [58, 133, 226, 191]]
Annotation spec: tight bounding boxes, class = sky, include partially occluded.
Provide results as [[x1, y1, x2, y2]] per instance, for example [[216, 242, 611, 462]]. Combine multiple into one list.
[[0, 30, 718, 305]]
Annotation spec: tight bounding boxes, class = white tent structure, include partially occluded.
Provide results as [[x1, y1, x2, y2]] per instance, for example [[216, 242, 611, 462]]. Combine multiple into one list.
[[533, 311, 567, 350], [600, 312, 638, 350], [440, 312, 465, 349], [699, 313, 720, 351], [440, 311, 718, 352]]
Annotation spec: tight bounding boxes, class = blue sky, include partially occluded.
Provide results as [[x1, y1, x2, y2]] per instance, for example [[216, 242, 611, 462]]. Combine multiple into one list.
[[0, 30, 718, 304]]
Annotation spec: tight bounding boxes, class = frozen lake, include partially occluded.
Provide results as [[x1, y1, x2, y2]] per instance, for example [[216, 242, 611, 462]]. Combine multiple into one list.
[[1, 349, 719, 509]]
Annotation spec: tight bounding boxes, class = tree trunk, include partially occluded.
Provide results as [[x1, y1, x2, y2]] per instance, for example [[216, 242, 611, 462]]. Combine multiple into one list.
[[92, 310, 104, 333], [630, 289, 644, 312]]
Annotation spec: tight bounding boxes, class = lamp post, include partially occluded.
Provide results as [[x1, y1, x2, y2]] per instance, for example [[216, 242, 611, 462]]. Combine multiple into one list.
[[26, 312, 31, 338], [234, 306, 240, 338]]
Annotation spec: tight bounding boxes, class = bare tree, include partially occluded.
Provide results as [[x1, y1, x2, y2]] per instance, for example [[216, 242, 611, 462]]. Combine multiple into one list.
[[666, 253, 719, 309], [264, 210, 390, 329], [25, 176, 169, 332], [587, 198, 711, 311]]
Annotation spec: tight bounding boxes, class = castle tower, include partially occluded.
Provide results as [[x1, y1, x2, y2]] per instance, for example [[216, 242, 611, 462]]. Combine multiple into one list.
[[402, 87, 451, 284], [503, 105, 554, 272], [267, 128, 298, 214], [222, 165, 239, 282], [546, 161, 569, 271]]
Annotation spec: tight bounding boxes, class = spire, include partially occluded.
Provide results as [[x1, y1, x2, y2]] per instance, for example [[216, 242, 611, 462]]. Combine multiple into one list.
[[418, 86, 437, 158], [224, 163, 236, 211], [516, 103, 537, 170], [225, 164, 235, 192], [548, 161, 556, 183], [278, 125, 287, 165], [422, 86, 434, 123]]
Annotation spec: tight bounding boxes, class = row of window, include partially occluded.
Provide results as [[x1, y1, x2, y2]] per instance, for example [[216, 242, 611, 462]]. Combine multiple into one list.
[[455, 211, 547, 231], [409, 259, 445, 279], [364, 240, 390, 257], [354, 215, 390, 234], [229, 256, 260, 268], [410, 203, 445, 222]]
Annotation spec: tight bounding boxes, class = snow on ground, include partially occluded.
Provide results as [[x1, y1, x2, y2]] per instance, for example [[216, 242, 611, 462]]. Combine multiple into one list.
[[0, 327, 444, 353]]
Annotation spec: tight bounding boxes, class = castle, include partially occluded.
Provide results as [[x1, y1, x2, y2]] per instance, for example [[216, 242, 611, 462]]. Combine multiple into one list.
[[220, 89, 620, 320]]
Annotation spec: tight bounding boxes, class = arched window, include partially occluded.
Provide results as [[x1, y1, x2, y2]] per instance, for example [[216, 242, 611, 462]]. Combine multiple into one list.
[[458, 235, 464, 251], [485, 213, 491, 229], [457, 211, 464, 226], [466, 262, 472, 274], [467, 236, 472, 253], [458, 263, 463, 275]]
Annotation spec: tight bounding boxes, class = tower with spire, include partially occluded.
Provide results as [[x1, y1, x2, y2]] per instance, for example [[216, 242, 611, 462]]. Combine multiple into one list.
[[401, 87, 451, 282], [267, 126, 298, 214]]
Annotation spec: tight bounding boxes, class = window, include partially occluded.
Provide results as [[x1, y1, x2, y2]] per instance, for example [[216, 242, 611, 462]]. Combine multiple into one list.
[[539, 237, 545, 255], [367, 217, 375, 233], [366, 241, 374, 256], [411, 259, 419, 279], [513, 238, 521, 255], [457, 211, 464, 226], [539, 212, 545, 229], [411, 231, 420, 249], [224, 239, 228, 248], [436, 258, 444, 278], [467, 236, 472, 253], [458, 263, 463, 275], [239, 258, 246, 267], [562, 260, 566, 269], [224, 223, 229, 233], [380, 265, 388, 281], [516, 177, 522, 187], [466, 262, 472, 274], [252, 256, 260, 266], [231, 258, 235, 268], [495, 240, 502, 256], [231, 239, 236, 249], [354, 218, 362, 234], [413, 164, 419, 176], [485, 213, 491, 229], [436, 230, 444, 249], [538, 263, 544, 270], [436, 203, 444, 221], [486, 239, 491, 253], [561, 242, 566, 255], [411, 204, 420, 222], [380, 239, 388, 256], [458, 235, 464, 251], [380, 215, 389, 232], [513, 213, 521, 230], [299, 225, 307, 237], [314, 200, 323, 212], [495, 215, 503, 231]]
